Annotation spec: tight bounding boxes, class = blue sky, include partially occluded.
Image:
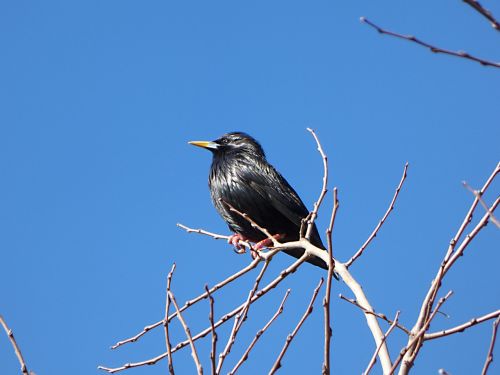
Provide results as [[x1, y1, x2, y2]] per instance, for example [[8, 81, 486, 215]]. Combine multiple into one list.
[[1, 1, 499, 374]]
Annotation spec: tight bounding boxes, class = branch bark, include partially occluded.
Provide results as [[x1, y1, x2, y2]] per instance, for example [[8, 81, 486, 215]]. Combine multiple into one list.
[[0, 315, 31, 375]]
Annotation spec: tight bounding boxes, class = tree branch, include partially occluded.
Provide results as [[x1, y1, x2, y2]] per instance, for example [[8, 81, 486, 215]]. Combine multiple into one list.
[[463, 0, 500, 31], [216, 261, 270, 374], [0, 315, 31, 375], [364, 311, 400, 375], [110, 252, 264, 350], [346, 162, 408, 268], [164, 264, 176, 375], [168, 291, 203, 375], [339, 294, 410, 335], [462, 181, 500, 228], [425, 310, 500, 340], [204, 285, 217, 375], [399, 163, 499, 374], [482, 316, 500, 375], [269, 278, 324, 374], [177, 223, 252, 251], [394, 291, 454, 374], [360, 17, 500, 68], [323, 188, 339, 375], [99, 253, 309, 373], [229, 289, 291, 375], [305, 128, 329, 240]]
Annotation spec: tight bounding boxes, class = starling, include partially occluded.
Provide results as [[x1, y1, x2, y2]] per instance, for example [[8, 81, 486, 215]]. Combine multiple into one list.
[[189, 132, 328, 269]]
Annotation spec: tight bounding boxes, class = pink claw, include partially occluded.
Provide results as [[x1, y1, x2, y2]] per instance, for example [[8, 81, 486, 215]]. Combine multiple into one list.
[[228, 233, 249, 253], [252, 233, 284, 251]]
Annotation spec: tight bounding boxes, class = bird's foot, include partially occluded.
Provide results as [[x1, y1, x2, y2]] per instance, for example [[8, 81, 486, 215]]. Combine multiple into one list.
[[250, 234, 285, 258], [252, 233, 284, 251], [228, 233, 249, 254]]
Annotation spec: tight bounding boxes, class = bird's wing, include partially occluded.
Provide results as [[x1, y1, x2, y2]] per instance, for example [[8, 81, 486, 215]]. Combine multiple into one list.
[[242, 163, 311, 227]]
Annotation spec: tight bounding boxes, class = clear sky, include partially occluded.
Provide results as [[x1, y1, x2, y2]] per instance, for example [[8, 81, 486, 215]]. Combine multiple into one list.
[[1, 1, 499, 374]]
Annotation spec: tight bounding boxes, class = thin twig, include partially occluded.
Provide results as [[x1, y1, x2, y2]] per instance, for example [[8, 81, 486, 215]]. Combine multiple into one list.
[[177, 223, 252, 250], [168, 291, 203, 375], [204, 285, 217, 375], [0, 315, 31, 375], [229, 290, 291, 375], [392, 291, 453, 374], [463, 0, 500, 31], [269, 278, 324, 374], [325, 188, 339, 262], [99, 254, 309, 374], [164, 264, 176, 375], [323, 188, 339, 375], [399, 163, 499, 375], [305, 128, 329, 240], [364, 311, 401, 375], [448, 163, 499, 257], [360, 17, 500, 68], [425, 310, 500, 340], [346, 163, 408, 268], [216, 261, 270, 374], [110, 253, 263, 350], [462, 181, 500, 228], [445, 196, 499, 273], [482, 316, 500, 375], [339, 294, 410, 335]]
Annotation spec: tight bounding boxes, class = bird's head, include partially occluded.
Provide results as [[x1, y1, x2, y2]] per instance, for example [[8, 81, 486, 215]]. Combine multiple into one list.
[[189, 132, 266, 159]]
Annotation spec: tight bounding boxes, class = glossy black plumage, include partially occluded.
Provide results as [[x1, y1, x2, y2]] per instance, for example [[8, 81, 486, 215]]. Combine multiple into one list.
[[189, 132, 327, 269]]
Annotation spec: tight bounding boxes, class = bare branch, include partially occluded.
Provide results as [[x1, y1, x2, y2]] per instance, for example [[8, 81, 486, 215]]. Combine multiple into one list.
[[448, 163, 499, 257], [216, 261, 270, 374], [364, 311, 401, 375], [164, 264, 176, 375], [360, 17, 500, 68], [110, 254, 263, 350], [463, 0, 500, 31], [323, 188, 339, 374], [326, 188, 340, 260], [99, 254, 309, 373], [269, 278, 324, 374], [425, 310, 500, 340], [462, 181, 500, 228], [394, 291, 454, 374], [0, 315, 31, 375], [264, 238, 395, 374], [445, 196, 499, 273], [229, 289, 291, 375], [399, 163, 499, 374], [177, 223, 252, 250], [339, 294, 410, 335], [98, 352, 168, 373], [482, 316, 500, 375], [331, 261, 393, 373], [204, 285, 217, 375], [305, 128, 329, 240], [346, 162, 408, 268], [168, 291, 203, 375]]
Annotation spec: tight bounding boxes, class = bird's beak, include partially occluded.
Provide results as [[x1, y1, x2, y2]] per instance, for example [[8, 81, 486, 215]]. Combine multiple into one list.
[[188, 140, 219, 150]]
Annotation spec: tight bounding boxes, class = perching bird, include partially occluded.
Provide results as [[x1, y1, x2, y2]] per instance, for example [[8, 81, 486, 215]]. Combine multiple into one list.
[[189, 132, 328, 269]]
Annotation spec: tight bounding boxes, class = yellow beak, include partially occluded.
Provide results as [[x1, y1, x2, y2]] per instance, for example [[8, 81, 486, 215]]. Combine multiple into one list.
[[188, 140, 219, 150]]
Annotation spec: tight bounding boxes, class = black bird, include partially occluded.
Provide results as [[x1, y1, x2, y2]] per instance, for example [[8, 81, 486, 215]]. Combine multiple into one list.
[[189, 132, 328, 269]]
